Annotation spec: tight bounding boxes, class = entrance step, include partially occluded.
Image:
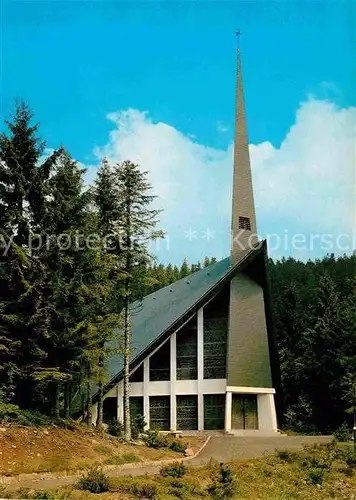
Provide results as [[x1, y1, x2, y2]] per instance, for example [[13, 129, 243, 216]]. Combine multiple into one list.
[[226, 430, 284, 437]]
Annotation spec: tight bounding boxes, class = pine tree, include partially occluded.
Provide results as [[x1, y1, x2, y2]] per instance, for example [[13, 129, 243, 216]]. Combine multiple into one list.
[[155, 263, 167, 288], [91, 158, 124, 427], [203, 256, 211, 268], [31, 149, 93, 417], [172, 265, 180, 282], [165, 263, 175, 284], [114, 160, 163, 440], [0, 102, 59, 407], [179, 258, 189, 279]]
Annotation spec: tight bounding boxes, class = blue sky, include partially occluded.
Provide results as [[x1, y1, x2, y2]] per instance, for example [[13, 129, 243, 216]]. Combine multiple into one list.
[[1, 0, 356, 264]]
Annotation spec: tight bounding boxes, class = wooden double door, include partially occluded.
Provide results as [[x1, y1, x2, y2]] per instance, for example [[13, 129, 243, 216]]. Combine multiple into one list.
[[231, 394, 258, 430]]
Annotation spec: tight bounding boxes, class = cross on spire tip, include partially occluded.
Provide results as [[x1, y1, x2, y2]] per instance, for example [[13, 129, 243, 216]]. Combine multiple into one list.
[[235, 30, 241, 52]]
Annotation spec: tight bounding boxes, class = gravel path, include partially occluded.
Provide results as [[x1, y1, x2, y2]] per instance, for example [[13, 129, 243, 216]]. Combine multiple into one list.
[[0, 435, 333, 491]]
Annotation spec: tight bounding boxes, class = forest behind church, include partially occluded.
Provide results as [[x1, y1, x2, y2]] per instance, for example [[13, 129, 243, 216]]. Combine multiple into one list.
[[0, 103, 355, 435]]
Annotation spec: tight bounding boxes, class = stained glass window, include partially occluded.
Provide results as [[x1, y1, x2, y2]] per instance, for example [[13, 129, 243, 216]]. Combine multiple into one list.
[[176, 317, 197, 380], [177, 395, 198, 430], [149, 396, 170, 430], [204, 394, 225, 430], [149, 341, 170, 381]]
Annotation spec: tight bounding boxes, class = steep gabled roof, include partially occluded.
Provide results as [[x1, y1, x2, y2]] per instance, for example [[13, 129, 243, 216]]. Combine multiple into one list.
[[97, 241, 267, 400]]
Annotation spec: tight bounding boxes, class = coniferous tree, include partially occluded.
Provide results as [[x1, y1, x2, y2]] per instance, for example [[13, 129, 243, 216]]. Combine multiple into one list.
[[0, 102, 59, 407], [203, 256, 210, 268], [173, 265, 180, 282], [165, 263, 175, 284], [179, 258, 189, 279], [114, 160, 163, 440], [91, 158, 125, 427], [34, 150, 94, 418]]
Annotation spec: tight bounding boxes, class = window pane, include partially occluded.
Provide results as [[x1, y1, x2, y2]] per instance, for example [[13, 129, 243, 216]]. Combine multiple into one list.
[[176, 317, 197, 380], [177, 395, 198, 430], [204, 394, 225, 430], [149, 396, 170, 430], [150, 341, 170, 381]]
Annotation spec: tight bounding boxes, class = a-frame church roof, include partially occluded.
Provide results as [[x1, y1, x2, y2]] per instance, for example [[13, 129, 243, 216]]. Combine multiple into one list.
[[98, 241, 270, 399]]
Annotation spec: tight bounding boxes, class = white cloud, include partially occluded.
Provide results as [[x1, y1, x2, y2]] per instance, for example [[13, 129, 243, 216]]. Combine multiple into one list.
[[90, 98, 356, 262], [217, 121, 229, 134], [252, 99, 356, 237]]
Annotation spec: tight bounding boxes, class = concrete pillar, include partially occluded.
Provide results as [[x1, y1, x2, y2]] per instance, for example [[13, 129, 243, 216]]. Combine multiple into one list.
[[197, 308, 204, 430], [257, 393, 278, 431], [143, 358, 150, 429], [198, 393, 204, 431], [225, 391, 232, 431], [170, 331, 177, 431]]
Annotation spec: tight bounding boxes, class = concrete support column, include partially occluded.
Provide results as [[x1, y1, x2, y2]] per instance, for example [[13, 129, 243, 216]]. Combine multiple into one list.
[[197, 308, 204, 431], [170, 332, 177, 431], [198, 394, 204, 431], [143, 358, 150, 429], [257, 393, 278, 431], [225, 391, 232, 431]]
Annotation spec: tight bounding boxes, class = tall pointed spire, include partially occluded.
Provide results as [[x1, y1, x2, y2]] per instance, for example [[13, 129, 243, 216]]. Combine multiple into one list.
[[231, 41, 258, 262]]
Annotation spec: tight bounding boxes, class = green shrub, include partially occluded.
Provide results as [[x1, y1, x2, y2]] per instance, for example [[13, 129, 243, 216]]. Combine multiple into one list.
[[130, 481, 157, 499], [276, 449, 297, 462], [131, 414, 146, 439], [76, 466, 110, 493], [169, 439, 187, 453], [341, 466, 354, 477], [299, 443, 336, 471], [207, 463, 237, 499], [160, 461, 187, 478], [333, 423, 351, 442], [16, 488, 32, 499], [107, 418, 124, 437], [307, 467, 325, 485], [0, 403, 51, 426], [34, 491, 55, 500], [145, 429, 168, 448], [345, 450, 356, 468]]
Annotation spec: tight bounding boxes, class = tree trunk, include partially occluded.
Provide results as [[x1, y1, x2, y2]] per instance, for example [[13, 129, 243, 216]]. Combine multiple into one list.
[[96, 355, 104, 428], [54, 381, 60, 420], [64, 382, 71, 420], [86, 364, 92, 425], [123, 296, 131, 441], [81, 391, 86, 420]]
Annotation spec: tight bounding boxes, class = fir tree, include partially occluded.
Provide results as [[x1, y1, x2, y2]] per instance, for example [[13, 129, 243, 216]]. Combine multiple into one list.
[[40, 150, 92, 417], [0, 102, 58, 407], [204, 256, 211, 268], [91, 158, 125, 427], [179, 258, 189, 279], [114, 160, 163, 440]]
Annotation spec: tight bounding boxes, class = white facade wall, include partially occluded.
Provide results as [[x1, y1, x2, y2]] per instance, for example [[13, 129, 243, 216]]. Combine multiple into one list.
[[96, 304, 277, 432]]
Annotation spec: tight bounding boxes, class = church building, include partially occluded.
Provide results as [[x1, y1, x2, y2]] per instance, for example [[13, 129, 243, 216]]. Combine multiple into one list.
[[91, 47, 279, 433]]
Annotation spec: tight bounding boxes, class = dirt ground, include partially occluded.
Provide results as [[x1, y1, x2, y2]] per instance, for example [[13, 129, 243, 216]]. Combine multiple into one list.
[[0, 424, 205, 476]]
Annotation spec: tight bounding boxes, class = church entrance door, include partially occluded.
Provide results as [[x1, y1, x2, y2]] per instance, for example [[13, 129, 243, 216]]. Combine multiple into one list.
[[231, 394, 258, 430]]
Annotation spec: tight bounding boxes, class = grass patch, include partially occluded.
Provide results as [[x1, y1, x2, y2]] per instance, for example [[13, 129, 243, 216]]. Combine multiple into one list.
[[93, 445, 113, 455], [103, 453, 139, 465], [2, 441, 356, 500], [275, 449, 298, 462], [110, 477, 158, 498]]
